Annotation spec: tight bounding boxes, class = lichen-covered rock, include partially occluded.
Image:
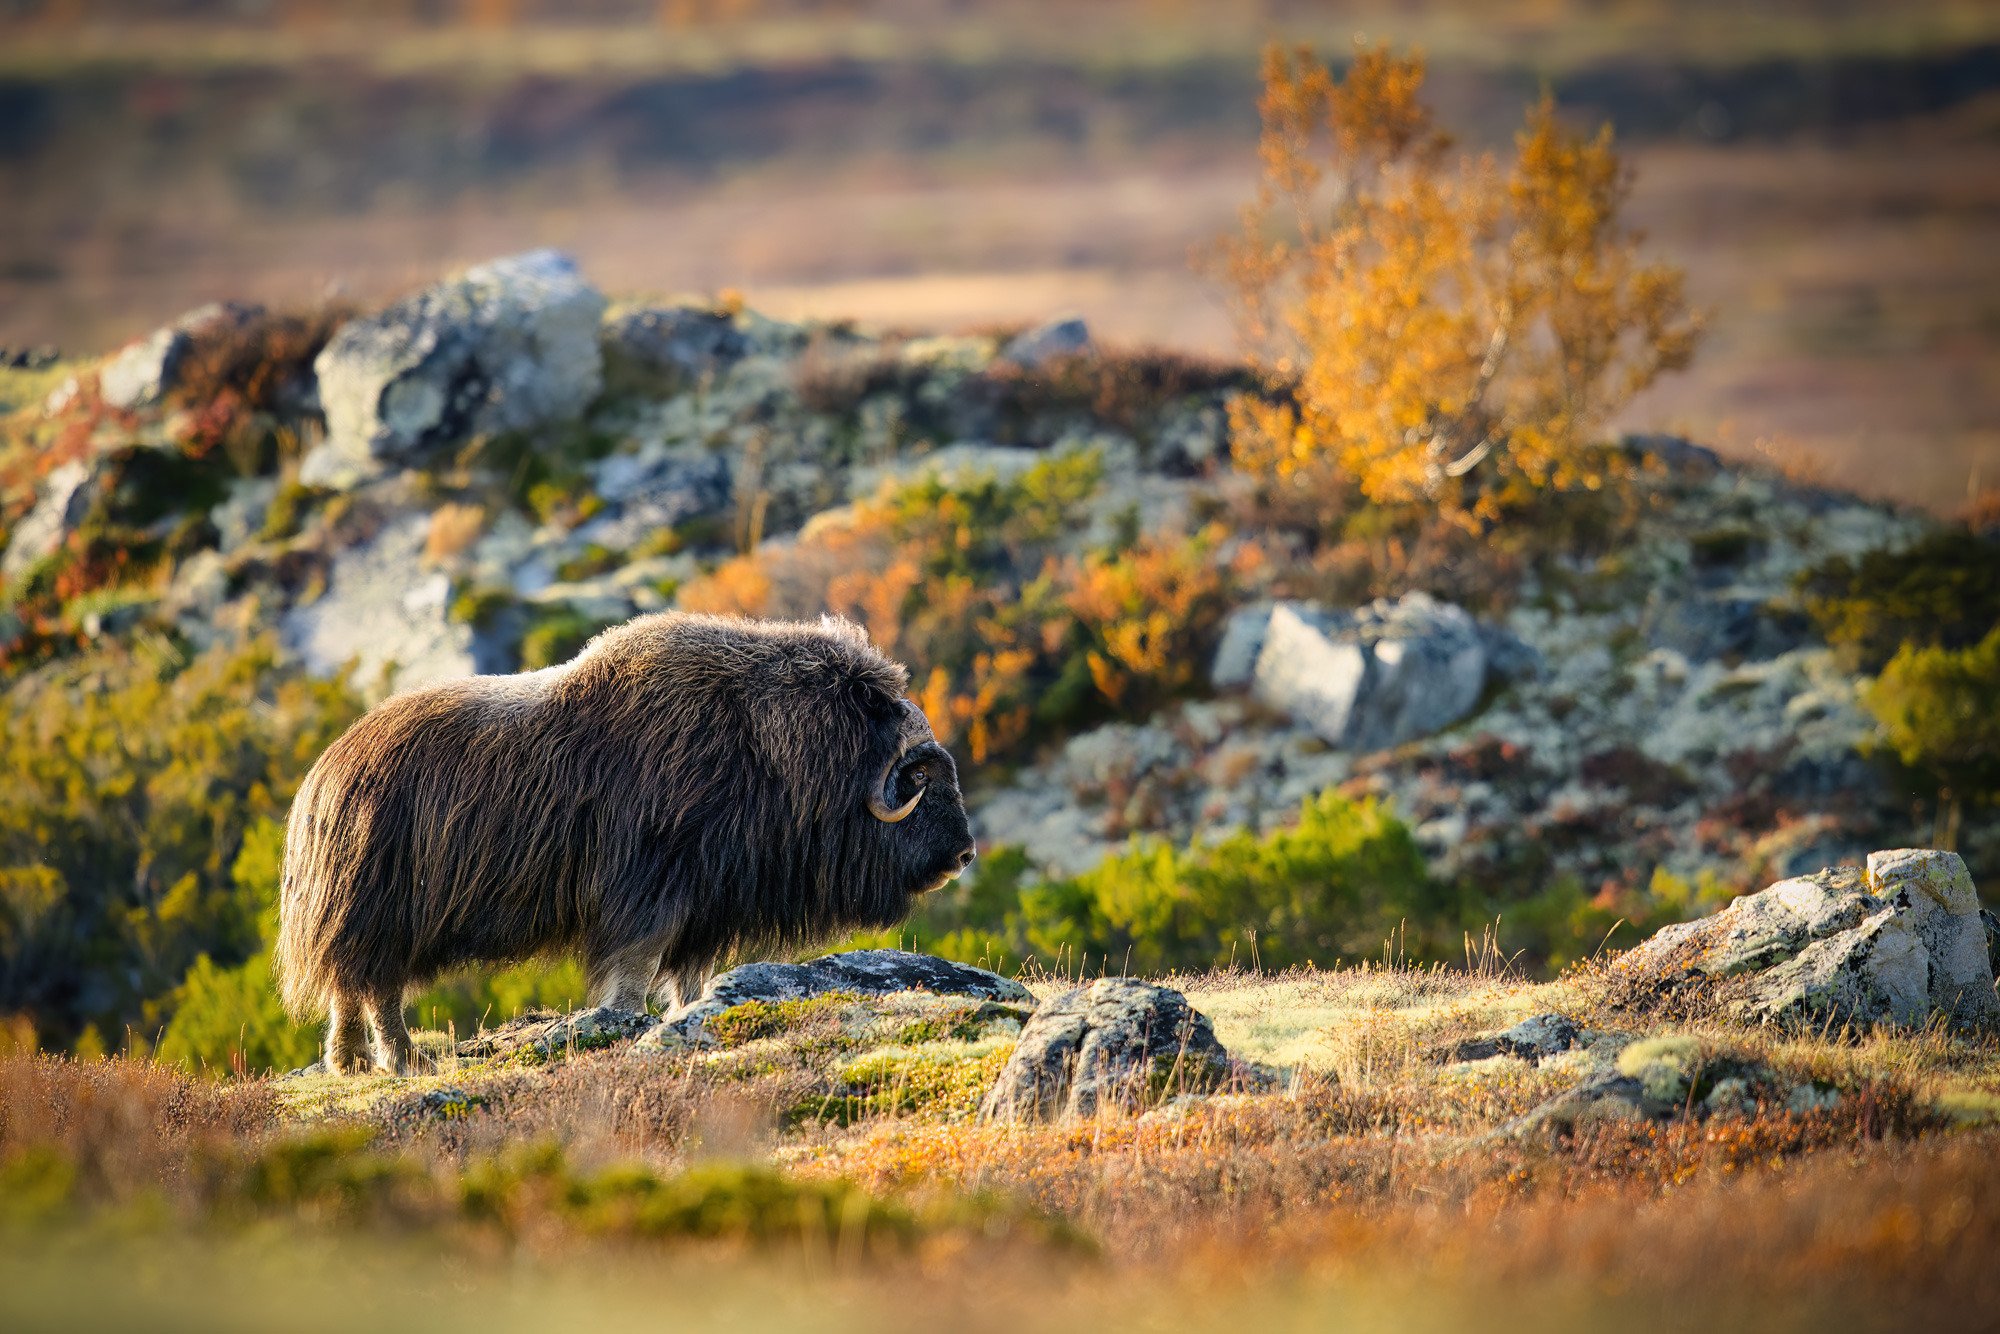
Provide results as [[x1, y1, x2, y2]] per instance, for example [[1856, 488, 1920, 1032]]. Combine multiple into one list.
[[977, 978, 1228, 1123], [1614, 849, 1999, 1030], [307, 250, 605, 486], [637, 949, 1034, 1051], [456, 1005, 657, 1063], [602, 304, 752, 391], [1229, 594, 1488, 752]]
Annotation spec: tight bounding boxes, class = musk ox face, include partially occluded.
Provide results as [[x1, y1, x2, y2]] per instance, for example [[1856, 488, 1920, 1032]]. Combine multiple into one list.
[[847, 697, 976, 924]]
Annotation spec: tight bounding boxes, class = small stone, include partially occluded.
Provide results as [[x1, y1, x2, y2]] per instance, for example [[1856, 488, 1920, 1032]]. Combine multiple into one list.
[[1439, 1012, 1582, 1065], [456, 1006, 658, 1062], [1000, 316, 1090, 368]]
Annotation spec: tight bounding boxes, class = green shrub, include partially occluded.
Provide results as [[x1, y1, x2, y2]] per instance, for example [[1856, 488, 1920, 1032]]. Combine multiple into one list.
[[0, 636, 362, 1050], [1799, 530, 2000, 672], [519, 609, 614, 670], [864, 790, 1437, 975], [1867, 625, 2000, 803]]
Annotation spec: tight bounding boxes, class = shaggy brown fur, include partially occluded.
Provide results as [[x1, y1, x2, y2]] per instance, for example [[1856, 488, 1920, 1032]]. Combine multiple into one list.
[[275, 613, 975, 1074]]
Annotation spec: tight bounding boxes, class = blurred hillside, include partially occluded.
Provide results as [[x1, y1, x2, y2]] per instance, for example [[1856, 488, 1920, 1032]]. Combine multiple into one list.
[[2, 1, 1997, 505]]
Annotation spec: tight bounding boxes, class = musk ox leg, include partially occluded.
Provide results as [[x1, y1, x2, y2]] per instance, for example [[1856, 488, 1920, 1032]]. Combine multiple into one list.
[[324, 993, 372, 1075], [362, 987, 416, 1075], [587, 941, 660, 1014], [652, 960, 711, 1015]]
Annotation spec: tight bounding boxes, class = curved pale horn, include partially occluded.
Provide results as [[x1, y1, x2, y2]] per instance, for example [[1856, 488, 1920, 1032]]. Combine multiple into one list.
[[867, 734, 922, 823], [869, 787, 923, 823]]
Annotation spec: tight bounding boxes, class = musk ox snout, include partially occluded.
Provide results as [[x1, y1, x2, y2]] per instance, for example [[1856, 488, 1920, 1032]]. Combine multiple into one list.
[[274, 612, 974, 1075]]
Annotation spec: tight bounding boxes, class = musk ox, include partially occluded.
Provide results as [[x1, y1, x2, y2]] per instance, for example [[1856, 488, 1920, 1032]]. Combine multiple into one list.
[[275, 613, 976, 1074]]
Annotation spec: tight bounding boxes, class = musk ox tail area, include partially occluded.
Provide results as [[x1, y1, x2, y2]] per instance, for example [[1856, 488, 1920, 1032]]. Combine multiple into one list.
[[274, 756, 349, 1020]]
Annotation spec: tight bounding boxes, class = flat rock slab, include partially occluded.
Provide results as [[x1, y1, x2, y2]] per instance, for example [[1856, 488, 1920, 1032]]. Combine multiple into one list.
[[977, 977, 1231, 1123], [636, 949, 1034, 1051], [1613, 849, 1998, 1031]]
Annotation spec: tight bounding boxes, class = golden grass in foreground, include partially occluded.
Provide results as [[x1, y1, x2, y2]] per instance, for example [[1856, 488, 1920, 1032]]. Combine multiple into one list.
[[2, 964, 1996, 1327]]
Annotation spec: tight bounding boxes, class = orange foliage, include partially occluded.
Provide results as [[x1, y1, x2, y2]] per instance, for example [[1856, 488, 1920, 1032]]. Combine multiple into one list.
[[1217, 44, 1701, 522], [675, 456, 1231, 762]]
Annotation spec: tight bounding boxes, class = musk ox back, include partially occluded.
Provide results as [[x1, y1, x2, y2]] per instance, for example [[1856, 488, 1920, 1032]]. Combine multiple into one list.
[[276, 612, 976, 1073]]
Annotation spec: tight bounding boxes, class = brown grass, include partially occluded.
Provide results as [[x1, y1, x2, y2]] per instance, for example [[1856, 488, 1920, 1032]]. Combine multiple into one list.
[[4, 961, 1998, 1326]]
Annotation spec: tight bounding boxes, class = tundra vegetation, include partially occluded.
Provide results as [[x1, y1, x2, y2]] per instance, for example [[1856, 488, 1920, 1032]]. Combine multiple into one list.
[[0, 38, 1996, 1328]]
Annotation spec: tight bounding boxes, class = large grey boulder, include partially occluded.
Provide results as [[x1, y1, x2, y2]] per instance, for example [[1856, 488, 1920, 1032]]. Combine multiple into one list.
[[635, 949, 1034, 1051], [1227, 594, 1488, 751], [977, 978, 1228, 1123], [1615, 849, 1999, 1030], [306, 250, 605, 486]]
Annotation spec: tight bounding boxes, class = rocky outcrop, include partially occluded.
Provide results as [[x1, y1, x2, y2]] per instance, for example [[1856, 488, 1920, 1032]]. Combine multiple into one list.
[[977, 978, 1228, 1122], [602, 304, 753, 391], [1614, 849, 1999, 1030], [307, 250, 606, 486], [280, 511, 498, 692], [635, 949, 1035, 1051], [1500, 1034, 1845, 1138], [1216, 594, 1489, 751]]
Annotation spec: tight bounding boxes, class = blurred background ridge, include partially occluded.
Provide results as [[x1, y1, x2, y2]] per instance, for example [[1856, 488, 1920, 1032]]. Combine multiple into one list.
[[3, 0, 1997, 511]]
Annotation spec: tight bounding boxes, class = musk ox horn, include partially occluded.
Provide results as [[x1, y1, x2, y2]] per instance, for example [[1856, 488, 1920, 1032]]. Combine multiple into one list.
[[869, 787, 923, 823], [868, 736, 923, 823]]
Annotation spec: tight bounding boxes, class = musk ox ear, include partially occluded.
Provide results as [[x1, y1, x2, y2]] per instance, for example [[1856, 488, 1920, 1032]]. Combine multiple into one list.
[[847, 678, 904, 721]]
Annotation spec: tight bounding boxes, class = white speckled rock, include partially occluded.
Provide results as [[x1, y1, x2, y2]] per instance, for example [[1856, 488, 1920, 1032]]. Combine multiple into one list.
[[0, 460, 92, 585], [280, 512, 490, 692]]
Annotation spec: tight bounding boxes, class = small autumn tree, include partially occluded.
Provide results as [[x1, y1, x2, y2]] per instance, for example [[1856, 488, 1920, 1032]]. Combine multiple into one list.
[[1216, 44, 1700, 520]]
